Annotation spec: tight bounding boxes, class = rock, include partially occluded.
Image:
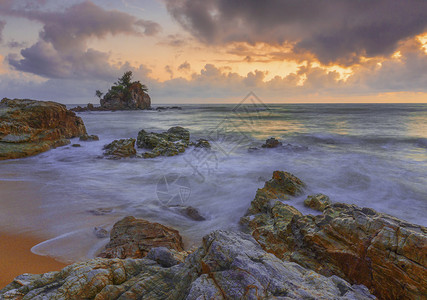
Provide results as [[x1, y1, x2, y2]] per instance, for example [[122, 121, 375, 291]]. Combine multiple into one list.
[[71, 144, 81, 147], [186, 231, 374, 300], [192, 138, 211, 149], [242, 172, 427, 299], [98, 216, 184, 259], [136, 126, 190, 158], [0, 258, 193, 299], [71, 104, 106, 112], [79, 134, 99, 141], [156, 106, 182, 111], [94, 227, 108, 238], [172, 206, 206, 221], [0, 231, 374, 299], [248, 146, 260, 152], [261, 137, 282, 148], [145, 247, 181, 267], [304, 193, 332, 211], [88, 207, 114, 215], [100, 82, 151, 110], [0, 98, 87, 160], [103, 138, 136, 158], [247, 171, 305, 207]]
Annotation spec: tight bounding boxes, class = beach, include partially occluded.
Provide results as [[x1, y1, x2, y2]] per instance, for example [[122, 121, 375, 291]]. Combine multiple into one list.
[[0, 232, 67, 288]]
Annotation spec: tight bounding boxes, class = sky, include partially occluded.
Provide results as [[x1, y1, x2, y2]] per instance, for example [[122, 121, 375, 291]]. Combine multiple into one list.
[[0, 0, 426, 104]]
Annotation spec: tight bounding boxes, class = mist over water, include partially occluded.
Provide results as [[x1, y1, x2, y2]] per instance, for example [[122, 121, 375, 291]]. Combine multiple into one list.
[[1, 103, 426, 263]]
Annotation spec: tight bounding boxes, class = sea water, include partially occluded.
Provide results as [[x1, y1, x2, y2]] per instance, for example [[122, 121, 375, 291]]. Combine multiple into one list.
[[0, 103, 426, 262]]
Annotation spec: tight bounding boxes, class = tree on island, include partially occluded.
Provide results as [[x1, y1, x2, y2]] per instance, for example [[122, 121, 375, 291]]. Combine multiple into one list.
[[96, 71, 151, 110], [98, 71, 148, 101]]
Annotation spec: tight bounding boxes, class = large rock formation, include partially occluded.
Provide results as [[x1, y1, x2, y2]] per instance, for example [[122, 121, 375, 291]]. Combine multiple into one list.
[[0, 98, 87, 160], [0, 231, 374, 299], [242, 171, 427, 299], [100, 82, 151, 110], [98, 216, 184, 259]]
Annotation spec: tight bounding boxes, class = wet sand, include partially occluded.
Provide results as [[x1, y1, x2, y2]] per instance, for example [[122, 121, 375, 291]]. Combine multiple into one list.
[[0, 232, 68, 288]]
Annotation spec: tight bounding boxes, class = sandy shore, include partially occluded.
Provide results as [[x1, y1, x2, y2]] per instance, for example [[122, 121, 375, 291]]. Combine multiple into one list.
[[0, 232, 68, 289]]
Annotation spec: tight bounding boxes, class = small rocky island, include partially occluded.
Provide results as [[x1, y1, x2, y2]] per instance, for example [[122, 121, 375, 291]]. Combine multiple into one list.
[[72, 71, 151, 112]]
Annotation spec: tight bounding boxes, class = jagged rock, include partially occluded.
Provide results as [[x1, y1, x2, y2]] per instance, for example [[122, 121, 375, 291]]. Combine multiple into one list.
[[171, 206, 206, 221], [79, 134, 99, 141], [0, 98, 87, 160], [262, 137, 282, 148], [242, 171, 427, 299], [137, 126, 190, 158], [98, 216, 184, 259], [245, 171, 305, 211], [145, 247, 182, 267], [100, 82, 151, 110], [304, 193, 332, 211], [71, 104, 106, 112], [103, 138, 136, 158], [93, 227, 108, 239], [191, 138, 211, 149], [87, 207, 114, 216], [0, 231, 374, 299]]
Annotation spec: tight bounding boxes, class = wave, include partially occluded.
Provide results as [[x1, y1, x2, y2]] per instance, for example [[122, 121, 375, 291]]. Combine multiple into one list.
[[294, 133, 427, 149]]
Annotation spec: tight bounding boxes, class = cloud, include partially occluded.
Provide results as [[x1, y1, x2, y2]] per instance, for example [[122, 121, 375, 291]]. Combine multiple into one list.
[[0, 20, 5, 43], [166, 0, 427, 65], [4, 1, 161, 79], [6, 39, 27, 48], [164, 65, 173, 79], [159, 34, 190, 48], [178, 61, 191, 71]]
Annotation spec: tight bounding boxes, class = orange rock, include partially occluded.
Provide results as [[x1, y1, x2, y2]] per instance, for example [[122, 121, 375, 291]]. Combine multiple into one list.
[[242, 171, 427, 300], [0, 98, 87, 160], [98, 216, 184, 259]]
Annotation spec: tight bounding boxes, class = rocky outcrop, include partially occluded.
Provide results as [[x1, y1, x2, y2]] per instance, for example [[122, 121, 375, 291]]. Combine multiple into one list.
[[103, 138, 136, 158], [0, 231, 374, 299], [262, 137, 283, 148], [0, 98, 87, 160], [98, 216, 184, 259], [137, 126, 190, 158], [242, 171, 427, 299], [304, 193, 332, 211], [100, 82, 151, 110]]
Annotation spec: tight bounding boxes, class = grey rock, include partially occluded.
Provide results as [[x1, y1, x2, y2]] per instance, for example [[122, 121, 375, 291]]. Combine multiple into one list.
[[0, 230, 374, 299]]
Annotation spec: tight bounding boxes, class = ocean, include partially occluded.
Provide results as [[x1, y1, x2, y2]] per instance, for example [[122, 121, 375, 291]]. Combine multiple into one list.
[[1, 102, 426, 263]]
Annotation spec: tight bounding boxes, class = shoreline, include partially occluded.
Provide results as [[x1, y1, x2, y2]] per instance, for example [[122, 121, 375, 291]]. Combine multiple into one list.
[[0, 232, 68, 289]]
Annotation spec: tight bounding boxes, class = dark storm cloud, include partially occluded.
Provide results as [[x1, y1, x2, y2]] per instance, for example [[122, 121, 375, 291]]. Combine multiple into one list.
[[166, 0, 427, 65], [3, 1, 161, 79]]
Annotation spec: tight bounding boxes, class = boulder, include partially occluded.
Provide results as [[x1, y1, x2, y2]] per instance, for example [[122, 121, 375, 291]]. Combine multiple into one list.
[[103, 138, 136, 158], [304, 193, 332, 211], [0, 98, 87, 160], [98, 216, 184, 259], [191, 138, 211, 149], [0, 231, 374, 299], [137, 126, 190, 158], [100, 82, 151, 110], [262, 137, 282, 148], [242, 172, 427, 299], [79, 134, 99, 141]]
